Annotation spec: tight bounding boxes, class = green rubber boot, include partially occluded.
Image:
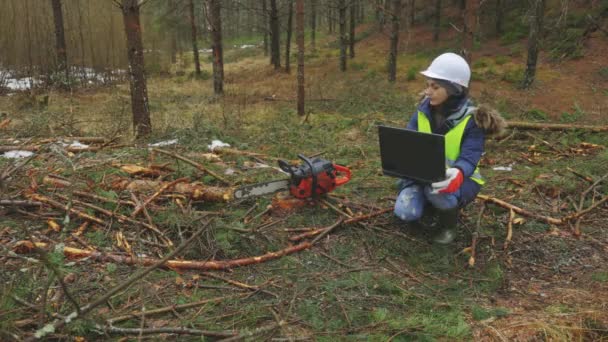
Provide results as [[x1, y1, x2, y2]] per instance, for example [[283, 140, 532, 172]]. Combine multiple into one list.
[[432, 208, 459, 244]]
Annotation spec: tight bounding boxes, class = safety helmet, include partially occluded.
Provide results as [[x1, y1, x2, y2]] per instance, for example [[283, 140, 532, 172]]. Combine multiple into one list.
[[420, 52, 471, 88]]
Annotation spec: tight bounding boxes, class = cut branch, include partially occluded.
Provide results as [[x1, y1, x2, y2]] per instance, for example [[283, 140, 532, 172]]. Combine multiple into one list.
[[476, 194, 562, 225], [151, 148, 231, 185], [15, 241, 312, 271]]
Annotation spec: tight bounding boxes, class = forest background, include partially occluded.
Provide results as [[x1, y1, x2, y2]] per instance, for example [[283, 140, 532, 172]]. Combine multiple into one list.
[[1, 0, 607, 340]]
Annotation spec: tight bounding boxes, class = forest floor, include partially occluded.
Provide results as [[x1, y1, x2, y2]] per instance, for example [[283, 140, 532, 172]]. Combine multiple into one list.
[[1, 16, 608, 342]]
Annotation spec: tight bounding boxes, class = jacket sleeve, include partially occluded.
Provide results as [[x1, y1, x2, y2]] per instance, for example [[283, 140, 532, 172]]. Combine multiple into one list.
[[406, 111, 418, 130], [453, 118, 485, 177]]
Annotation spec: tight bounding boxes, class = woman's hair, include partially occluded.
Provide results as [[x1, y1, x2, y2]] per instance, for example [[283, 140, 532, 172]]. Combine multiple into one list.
[[435, 88, 469, 116]]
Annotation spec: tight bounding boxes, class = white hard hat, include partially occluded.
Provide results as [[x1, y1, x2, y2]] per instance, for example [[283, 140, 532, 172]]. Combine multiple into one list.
[[420, 52, 471, 88]]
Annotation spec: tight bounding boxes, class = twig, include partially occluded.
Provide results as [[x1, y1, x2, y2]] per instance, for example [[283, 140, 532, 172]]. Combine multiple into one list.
[[107, 293, 248, 324], [28, 194, 105, 225], [217, 320, 287, 342], [476, 194, 562, 225], [507, 121, 608, 132], [289, 207, 393, 241], [151, 148, 231, 185], [503, 209, 515, 251], [201, 272, 278, 298], [29, 219, 214, 340], [99, 325, 236, 338], [311, 218, 345, 245]]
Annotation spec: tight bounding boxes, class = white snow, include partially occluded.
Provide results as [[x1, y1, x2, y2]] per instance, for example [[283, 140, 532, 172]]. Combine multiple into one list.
[[148, 139, 179, 147], [207, 139, 230, 151], [2, 150, 34, 158]]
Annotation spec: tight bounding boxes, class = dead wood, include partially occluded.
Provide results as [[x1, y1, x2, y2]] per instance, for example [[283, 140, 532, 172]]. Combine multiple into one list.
[[111, 178, 232, 202], [0, 145, 101, 153], [507, 121, 608, 132], [99, 325, 237, 338], [28, 194, 106, 225], [213, 146, 282, 161], [15, 241, 312, 271], [151, 148, 231, 185], [53, 194, 172, 246], [504, 209, 515, 250], [130, 177, 188, 218], [476, 194, 563, 225], [289, 207, 393, 242], [27, 219, 214, 340], [119, 164, 163, 177], [107, 293, 248, 324], [0, 200, 41, 207], [0, 118, 11, 129]]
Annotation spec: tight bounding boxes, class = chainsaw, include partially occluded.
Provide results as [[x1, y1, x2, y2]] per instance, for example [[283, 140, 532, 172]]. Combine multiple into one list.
[[233, 154, 351, 200]]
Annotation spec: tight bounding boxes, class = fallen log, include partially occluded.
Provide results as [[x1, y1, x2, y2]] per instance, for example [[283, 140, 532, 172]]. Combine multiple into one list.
[[13, 241, 312, 271], [507, 121, 608, 132], [111, 178, 233, 202]]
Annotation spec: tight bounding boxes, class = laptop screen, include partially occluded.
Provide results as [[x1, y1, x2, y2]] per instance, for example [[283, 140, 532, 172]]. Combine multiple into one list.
[[378, 125, 446, 183]]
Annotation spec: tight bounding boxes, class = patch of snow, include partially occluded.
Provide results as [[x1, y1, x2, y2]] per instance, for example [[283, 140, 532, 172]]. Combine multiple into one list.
[[207, 140, 230, 151], [199, 48, 213, 53], [60, 140, 89, 148], [224, 168, 236, 175], [2, 150, 34, 158], [148, 139, 179, 147], [493, 165, 513, 171]]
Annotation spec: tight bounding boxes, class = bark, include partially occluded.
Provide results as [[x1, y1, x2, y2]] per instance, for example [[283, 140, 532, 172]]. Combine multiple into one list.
[[433, 0, 441, 42], [410, 0, 415, 25], [111, 179, 232, 202], [310, 0, 317, 50], [296, 0, 305, 116], [285, 0, 294, 73], [349, 0, 356, 58], [388, 0, 402, 82], [51, 0, 69, 81], [269, 0, 281, 69], [121, 0, 151, 138], [188, 0, 201, 76], [262, 0, 268, 56], [376, 0, 385, 31], [495, 0, 503, 36], [339, 0, 347, 71], [207, 0, 224, 94], [462, 0, 477, 63], [522, 0, 545, 89]]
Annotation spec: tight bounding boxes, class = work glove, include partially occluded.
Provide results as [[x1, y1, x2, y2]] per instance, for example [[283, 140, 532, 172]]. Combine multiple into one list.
[[431, 168, 463, 194]]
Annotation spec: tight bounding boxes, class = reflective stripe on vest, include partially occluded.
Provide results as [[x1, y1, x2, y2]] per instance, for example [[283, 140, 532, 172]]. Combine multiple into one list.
[[417, 111, 485, 185]]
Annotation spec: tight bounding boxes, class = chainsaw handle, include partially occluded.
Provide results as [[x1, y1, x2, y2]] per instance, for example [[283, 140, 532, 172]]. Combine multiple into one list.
[[333, 164, 351, 186], [278, 159, 294, 176]]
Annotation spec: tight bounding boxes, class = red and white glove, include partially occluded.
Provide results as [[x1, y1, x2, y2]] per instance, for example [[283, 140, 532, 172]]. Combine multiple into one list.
[[431, 168, 463, 194]]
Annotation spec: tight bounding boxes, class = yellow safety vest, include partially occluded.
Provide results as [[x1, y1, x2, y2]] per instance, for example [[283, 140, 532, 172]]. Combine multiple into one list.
[[417, 111, 485, 185]]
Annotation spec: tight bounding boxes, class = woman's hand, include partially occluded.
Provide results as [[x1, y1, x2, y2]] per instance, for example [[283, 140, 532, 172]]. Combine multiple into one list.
[[431, 168, 463, 194]]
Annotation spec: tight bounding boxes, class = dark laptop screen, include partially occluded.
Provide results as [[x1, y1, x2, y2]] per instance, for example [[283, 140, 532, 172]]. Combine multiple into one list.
[[378, 125, 446, 183]]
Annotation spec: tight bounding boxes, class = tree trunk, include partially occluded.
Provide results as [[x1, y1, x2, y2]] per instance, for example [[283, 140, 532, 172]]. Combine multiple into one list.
[[207, 0, 224, 94], [269, 0, 281, 69], [285, 0, 293, 73], [495, 0, 503, 36], [188, 0, 201, 76], [462, 0, 476, 63], [410, 0, 415, 25], [376, 0, 385, 31], [328, 2, 334, 33], [433, 0, 441, 42], [51, 0, 69, 82], [339, 0, 347, 71], [262, 0, 268, 56], [121, 0, 151, 138], [349, 0, 356, 58], [296, 0, 305, 116], [522, 0, 545, 89], [310, 0, 317, 51], [387, 0, 401, 82]]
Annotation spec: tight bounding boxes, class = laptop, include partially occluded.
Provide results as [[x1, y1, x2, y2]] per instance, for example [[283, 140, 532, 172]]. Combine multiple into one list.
[[377, 125, 445, 183]]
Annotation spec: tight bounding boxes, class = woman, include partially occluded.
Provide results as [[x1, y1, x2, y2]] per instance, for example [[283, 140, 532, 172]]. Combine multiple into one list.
[[394, 52, 506, 244]]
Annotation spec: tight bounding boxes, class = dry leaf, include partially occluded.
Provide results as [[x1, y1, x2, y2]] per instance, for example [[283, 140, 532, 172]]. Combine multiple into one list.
[[115, 231, 132, 254], [175, 276, 184, 286], [468, 256, 476, 267]]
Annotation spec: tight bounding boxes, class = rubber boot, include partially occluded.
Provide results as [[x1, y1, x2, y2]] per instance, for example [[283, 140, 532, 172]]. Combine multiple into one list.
[[432, 208, 458, 244]]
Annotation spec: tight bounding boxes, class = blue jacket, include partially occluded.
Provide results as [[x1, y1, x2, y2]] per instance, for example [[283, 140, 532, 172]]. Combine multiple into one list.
[[406, 97, 484, 205]]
